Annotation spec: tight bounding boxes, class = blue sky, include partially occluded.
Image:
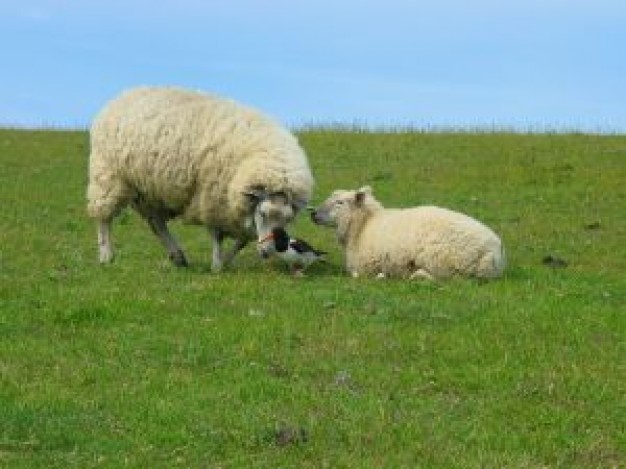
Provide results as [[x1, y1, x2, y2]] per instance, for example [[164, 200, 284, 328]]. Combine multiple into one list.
[[1, 0, 625, 131]]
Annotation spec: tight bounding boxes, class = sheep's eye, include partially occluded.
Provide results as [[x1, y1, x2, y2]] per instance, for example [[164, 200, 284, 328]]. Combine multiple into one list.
[[335, 200, 344, 206]]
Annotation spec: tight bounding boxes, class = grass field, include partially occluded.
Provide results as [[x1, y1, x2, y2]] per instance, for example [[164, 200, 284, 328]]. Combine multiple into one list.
[[0, 128, 624, 468]]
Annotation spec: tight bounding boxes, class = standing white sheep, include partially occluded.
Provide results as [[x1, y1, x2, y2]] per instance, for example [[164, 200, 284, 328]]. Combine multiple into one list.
[[311, 186, 505, 280], [87, 86, 314, 271]]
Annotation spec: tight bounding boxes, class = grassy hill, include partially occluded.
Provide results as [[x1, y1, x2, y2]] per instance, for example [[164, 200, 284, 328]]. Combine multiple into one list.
[[0, 128, 624, 468]]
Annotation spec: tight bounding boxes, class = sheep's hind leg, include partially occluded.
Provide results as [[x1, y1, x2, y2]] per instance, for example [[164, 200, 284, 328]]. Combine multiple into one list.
[[98, 219, 114, 263], [147, 216, 188, 267], [88, 171, 132, 264]]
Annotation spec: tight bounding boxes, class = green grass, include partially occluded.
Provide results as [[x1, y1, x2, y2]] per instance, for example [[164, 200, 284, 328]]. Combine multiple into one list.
[[0, 128, 624, 468]]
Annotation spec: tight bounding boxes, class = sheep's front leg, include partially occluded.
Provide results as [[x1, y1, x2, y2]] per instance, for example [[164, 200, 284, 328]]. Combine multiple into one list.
[[98, 220, 114, 263], [211, 229, 247, 272], [211, 228, 226, 272], [221, 239, 247, 267]]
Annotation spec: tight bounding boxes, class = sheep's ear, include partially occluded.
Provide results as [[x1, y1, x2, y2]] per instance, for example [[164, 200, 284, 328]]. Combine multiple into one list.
[[355, 191, 366, 206], [291, 198, 308, 212], [355, 186, 372, 206]]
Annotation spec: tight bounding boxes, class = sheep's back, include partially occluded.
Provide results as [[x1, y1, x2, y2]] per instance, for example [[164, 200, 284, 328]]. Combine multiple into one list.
[[90, 87, 313, 226], [353, 206, 504, 277]]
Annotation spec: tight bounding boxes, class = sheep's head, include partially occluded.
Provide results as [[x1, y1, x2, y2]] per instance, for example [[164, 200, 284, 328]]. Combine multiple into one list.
[[244, 187, 301, 259], [310, 186, 373, 227]]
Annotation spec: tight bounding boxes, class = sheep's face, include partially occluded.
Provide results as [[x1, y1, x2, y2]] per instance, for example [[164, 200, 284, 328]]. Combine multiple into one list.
[[248, 191, 296, 258], [309, 190, 352, 226], [310, 186, 372, 226]]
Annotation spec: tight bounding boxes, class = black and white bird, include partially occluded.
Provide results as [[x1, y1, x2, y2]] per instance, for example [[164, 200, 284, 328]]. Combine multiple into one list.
[[268, 227, 326, 275]]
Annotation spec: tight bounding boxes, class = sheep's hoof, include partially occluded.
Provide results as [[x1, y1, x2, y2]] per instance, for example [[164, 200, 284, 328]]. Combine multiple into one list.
[[99, 254, 114, 264], [376, 272, 386, 280], [350, 271, 359, 278], [170, 251, 189, 267], [98, 248, 114, 264]]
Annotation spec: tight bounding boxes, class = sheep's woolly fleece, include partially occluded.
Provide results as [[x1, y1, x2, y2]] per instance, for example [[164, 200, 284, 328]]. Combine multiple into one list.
[[314, 187, 506, 279], [87, 86, 314, 239]]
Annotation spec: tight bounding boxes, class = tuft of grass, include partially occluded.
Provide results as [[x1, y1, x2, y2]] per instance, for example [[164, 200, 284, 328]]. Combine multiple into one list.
[[0, 128, 624, 468]]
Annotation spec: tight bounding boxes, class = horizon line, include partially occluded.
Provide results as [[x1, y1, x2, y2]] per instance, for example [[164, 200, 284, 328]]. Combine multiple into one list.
[[1, 121, 624, 136]]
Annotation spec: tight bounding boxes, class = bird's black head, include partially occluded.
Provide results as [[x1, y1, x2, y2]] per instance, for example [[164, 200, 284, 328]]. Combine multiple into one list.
[[271, 227, 290, 253]]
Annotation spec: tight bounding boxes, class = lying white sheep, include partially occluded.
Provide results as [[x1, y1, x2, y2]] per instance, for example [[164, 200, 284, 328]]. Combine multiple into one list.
[[311, 186, 505, 279], [87, 86, 314, 271]]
